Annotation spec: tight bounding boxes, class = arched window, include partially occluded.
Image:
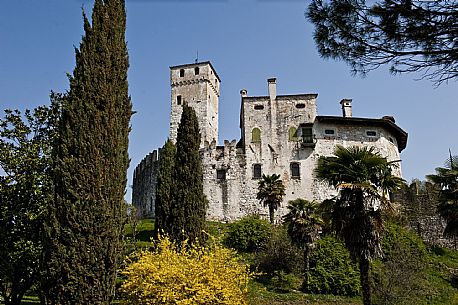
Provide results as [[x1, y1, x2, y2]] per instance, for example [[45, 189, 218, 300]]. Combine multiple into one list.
[[253, 164, 262, 179], [288, 127, 297, 141], [252, 128, 261, 143], [194, 67, 200, 75], [290, 162, 300, 178]]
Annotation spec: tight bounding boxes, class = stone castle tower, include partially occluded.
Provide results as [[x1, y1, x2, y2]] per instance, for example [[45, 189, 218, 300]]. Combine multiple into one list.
[[169, 62, 220, 147], [132, 61, 408, 221]]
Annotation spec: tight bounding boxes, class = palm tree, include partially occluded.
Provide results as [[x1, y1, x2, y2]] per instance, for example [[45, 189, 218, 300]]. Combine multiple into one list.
[[283, 198, 323, 291], [427, 154, 458, 240], [315, 145, 404, 305], [257, 174, 286, 224]]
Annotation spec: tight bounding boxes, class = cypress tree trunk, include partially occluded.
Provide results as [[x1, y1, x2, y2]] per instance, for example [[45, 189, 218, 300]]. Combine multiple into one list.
[[170, 104, 208, 244], [41, 1, 131, 304], [359, 257, 372, 305], [155, 139, 176, 239]]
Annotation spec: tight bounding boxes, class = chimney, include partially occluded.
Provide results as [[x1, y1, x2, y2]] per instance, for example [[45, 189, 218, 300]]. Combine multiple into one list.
[[340, 99, 352, 118], [268, 78, 276, 100], [240, 89, 247, 97]]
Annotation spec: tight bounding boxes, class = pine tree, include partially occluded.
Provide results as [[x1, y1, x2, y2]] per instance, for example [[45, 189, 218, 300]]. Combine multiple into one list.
[[41, 1, 131, 304], [170, 104, 208, 244], [154, 139, 176, 238]]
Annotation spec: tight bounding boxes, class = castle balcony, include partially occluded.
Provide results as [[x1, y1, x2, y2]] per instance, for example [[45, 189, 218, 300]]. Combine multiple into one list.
[[299, 135, 317, 148], [296, 124, 316, 148]]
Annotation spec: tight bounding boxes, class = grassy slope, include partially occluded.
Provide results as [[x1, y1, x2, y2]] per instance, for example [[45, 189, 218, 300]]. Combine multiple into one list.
[[425, 246, 458, 304]]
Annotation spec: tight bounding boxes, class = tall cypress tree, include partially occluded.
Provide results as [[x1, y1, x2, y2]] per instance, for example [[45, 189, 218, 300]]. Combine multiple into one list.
[[170, 104, 208, 244], [154, 139, 176, 238], [41, 1, 131, 304]]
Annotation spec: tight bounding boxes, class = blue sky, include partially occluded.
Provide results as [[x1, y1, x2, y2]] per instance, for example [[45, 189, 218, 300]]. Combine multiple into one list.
[[1, 0, 457, 202]]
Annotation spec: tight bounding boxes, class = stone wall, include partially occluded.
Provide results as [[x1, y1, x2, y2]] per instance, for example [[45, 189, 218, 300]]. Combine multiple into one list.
[[132, 150, 158, 218], [395, 183, 457, 249]]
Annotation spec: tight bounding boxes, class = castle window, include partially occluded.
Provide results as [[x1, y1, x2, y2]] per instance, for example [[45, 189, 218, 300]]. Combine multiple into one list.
[[324, 129, 335, 135], [298, 126, 313, 144], [254, 105, 264, 110], [252, 128, 261, 143], [290, 162, 300, 178], [296, 103, 305, 109], [179, 69, 185, 77], [253, 164, 262, 179], [288, 127, 298, 141], [366, 130, 377, 137], [216, 169, 226, 180], [177, 95, 182, 105], [194, 67, 200, 75]]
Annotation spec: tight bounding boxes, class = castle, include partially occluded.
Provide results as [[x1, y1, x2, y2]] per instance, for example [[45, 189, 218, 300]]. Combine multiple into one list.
[[132, 61, 408, 222]]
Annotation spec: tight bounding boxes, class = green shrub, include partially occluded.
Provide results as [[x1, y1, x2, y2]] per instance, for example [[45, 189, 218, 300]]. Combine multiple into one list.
[[255, 226, 302, 276], [308, 236, 361, 296], [224, 215, 272, 253], [371, 223, 430, 305]]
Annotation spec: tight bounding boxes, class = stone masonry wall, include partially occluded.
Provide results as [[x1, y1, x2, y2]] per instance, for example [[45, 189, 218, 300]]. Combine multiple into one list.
[[132, 150, 159, 218]]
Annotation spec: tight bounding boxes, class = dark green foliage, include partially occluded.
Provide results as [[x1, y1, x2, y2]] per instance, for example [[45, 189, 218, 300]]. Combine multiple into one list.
[[315, 145, 405, 305], [170, 104, 208, 244], [427, 155, 458, 238], [224, 215, 272, 253], [41, 1, 131, 304], [257, 174, 286, 224], [371, 223, 429, 305], [308, 236, 361, 297], [255, 226, 303, 276], [0, 105, 57, 305], [154, 139, 176, 238], [307, 0, 458, 85]]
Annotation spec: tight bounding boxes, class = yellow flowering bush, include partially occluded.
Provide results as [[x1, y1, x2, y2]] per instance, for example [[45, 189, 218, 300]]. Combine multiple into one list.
[[120, 236, 250, 305]]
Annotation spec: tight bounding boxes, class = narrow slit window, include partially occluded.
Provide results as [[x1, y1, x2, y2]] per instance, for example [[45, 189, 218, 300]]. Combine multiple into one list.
[[194, 67, 200, 75], [254, 105, 264, 110], [324, 129, 335, 135], [179, 69, 185, 77], [290, 163, 300, 178], [296, 103, 305, 109], [253, 164, 262, 179], [177, 95, 182, 105]]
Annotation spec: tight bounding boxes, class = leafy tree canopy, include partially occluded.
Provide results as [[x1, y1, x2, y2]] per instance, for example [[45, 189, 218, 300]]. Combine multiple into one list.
[[0, 104, 58, 305], [307, 0, 458, 85]]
